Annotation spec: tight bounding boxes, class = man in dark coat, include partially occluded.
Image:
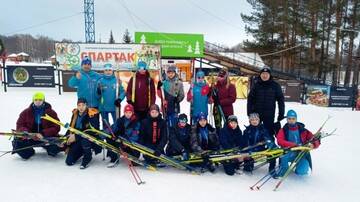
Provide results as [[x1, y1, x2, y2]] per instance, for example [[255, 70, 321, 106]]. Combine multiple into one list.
[[13, 92, 61, 159], [247, 66, 285, 138]]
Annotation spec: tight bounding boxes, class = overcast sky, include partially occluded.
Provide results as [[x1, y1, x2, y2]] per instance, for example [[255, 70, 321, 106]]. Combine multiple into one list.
[[0, 0, 253, 47]]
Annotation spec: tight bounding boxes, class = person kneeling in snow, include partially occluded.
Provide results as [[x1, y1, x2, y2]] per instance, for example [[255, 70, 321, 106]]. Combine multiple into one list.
[[191, 112, 219, 172], [65, 98, 102, 169], [105, 104, 141, 168], [139, 104, 167, 164], [275, 109, 320, 177], [242, 113, 277, 174], [166, 113, 192, 160], [13, 92, 62, 159], [219, 115, 244, 175]]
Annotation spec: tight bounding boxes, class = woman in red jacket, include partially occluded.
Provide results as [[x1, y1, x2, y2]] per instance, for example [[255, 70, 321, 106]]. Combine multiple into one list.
[[276, 110, 320, 178]]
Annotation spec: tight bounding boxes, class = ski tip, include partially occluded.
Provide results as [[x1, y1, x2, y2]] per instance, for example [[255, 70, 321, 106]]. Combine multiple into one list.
[[249, 187, 254, 190], [256, 186, 260, 190]]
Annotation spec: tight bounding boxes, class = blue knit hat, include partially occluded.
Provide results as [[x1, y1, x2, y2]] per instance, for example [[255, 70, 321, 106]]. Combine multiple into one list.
[[286, 109, 297, 119], [196, 70, 205, 78], [81, 56, 92, 66], [197, 112, 207, 122], [137, 61, 147, 70]]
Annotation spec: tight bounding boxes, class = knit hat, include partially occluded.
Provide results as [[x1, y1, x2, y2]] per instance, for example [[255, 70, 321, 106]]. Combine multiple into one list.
[[137, 61, 148, 70], [196, 70, 205, 78], [227, 115, 238, 123], [218, 69, 228, 78], [104, 63, 113, 70], [260, 66, 271, 74], [77, 98, 87, 104], [81, 56, 92, 66], [149, 104, 160, 112], [178, 113, 188, 123], [124, 104, 134, 113], [197, 112, 207, 122], [286, 109, 297, 119], [33, 92, 45, 101], [249, 113, 260, 120], [167, 65, 177, 73]]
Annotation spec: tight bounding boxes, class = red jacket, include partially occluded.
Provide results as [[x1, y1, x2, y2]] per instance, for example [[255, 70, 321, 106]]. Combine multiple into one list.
[[126, 71, 156, 111], [213, 81, 236, 117], [16, 102, 60, 137], [276, 123, 320, 149]]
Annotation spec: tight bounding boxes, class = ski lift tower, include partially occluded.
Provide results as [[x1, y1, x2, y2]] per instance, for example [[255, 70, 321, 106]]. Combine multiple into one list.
[[84, 0, 95, 43]]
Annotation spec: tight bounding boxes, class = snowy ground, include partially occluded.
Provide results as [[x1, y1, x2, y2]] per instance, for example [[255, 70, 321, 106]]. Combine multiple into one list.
[[0, 84, 359, 202]]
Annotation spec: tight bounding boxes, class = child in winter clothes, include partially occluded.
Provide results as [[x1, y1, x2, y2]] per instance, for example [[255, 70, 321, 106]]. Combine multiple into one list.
[[105, 104, 141, 167], [242, 113, 277, 173], [166, 113, 192, 160], [187, 70, 212, 124], [275, 110, 320, 177], [97, 63, 125, 128], [219, 115, 244, 175], [65, 98, 102, 169], [139, 104, 168, 164]]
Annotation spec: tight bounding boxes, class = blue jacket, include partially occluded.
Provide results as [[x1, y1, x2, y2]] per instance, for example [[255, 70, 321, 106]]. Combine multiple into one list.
[[219, 125, 243, 150], [243, 124, 274, 152], [111, 115, 140, 142], [68, 70, 102, 108], [187, 81, 211, 118], [97, 74, 125, 112]]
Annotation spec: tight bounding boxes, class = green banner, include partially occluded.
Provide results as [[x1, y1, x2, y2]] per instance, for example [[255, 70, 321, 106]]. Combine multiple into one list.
[[135, 32, 204, 58]]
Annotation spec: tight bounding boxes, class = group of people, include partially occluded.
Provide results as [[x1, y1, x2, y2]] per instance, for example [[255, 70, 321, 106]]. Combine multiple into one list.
[[11, 56, 320, 178]]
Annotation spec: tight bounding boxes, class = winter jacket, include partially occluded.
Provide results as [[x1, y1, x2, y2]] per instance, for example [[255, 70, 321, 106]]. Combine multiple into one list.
[[66, 108, 100, 139], [162, 75, 185, 114], [219, 125, 243, 150], [139, 115, 168, 153], [276, 122, 320, 149], [97, 74, 126, 112], [168, 123, 192, 153], [213, 80, 237, 117], [243, 124, 274, 152], [111, 115, 140, 142], [126, 71, 156, 112], [68, 69, 102, 108], [191, 123, 219, 152], [16, 102, 60, 137], [247, 77, 285, 121], [187, 81, 211, 118]]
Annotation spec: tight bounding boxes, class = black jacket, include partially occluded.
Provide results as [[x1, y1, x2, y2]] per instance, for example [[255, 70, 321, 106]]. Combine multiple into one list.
[[219, 125, 243, 150], [168, 123, 192, 153], [247, 77, 285, 121], [190, 123, 219, 152], [139, 115, 168, 153], [242, 124, 273, 152]]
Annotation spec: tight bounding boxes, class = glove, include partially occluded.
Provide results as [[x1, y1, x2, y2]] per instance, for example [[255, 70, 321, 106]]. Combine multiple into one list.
[[181, 150, 189, 161], [127, 100, 134, 106], [154, 149, 162, 157], [114, 99, 122, 107], [97, 86, 102, 96], [157, 80, 163, 89], [277, 115, 285, 122]]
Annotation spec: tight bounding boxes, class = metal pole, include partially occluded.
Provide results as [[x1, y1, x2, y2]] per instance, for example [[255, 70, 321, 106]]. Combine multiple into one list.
[[2, 56, 7, 92]]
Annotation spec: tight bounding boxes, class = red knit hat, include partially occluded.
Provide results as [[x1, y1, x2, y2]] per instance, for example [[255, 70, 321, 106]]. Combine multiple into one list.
[[124, 104, 134, 113]]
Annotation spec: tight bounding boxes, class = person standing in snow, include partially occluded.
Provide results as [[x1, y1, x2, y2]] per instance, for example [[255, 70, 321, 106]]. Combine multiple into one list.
[[65, 98, 102, 169], [96, 63, 125, 128], [212, 68, 237, 131], [187, 70, 212, 124], [158, 65, 185, 127], [68, 56, 102, 126], [247, 66, 285, 171], [275, 109, 320, 178], [126, 61, 156, 122], [13, 92, 62, 159]]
